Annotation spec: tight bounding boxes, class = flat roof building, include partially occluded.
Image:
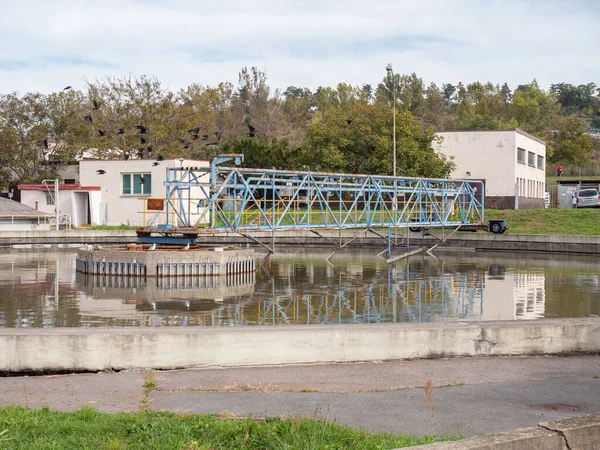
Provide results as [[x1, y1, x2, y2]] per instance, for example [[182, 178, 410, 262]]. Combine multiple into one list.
[[435, 129, 546, 209], [79, 158, 209, 226]]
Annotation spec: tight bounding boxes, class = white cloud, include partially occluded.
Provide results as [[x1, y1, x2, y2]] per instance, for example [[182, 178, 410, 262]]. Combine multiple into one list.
[[0, 0, 598, 94]]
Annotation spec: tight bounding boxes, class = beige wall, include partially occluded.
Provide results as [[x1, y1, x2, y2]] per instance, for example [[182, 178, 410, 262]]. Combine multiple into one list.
[[20, 190, 65, 216], [79, 159, 210, 226], [436, 130, 546, 199], [514, 132, 546, 199]]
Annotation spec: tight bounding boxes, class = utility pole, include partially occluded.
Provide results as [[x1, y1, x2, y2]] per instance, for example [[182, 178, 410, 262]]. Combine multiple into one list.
[[386, 63, 397, 178]]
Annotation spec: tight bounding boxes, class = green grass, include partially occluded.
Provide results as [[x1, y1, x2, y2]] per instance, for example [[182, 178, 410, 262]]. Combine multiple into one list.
[[486, 208, 600, 236], [0, 406, 452, 450], [87, 224, 138, 230], [217, 206, 600, 236], [83, 208, 600, 236], [141, 371, 157, 411], [546, 175, 600, 186]]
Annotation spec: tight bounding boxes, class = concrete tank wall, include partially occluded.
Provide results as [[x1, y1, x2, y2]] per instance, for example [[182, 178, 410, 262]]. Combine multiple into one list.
[[76, 247, 255, 276], [1, 318, 598, 372]]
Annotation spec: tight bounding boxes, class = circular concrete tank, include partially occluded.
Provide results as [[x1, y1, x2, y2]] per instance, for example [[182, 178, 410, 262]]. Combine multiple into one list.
[[76, 245, 255, 277]]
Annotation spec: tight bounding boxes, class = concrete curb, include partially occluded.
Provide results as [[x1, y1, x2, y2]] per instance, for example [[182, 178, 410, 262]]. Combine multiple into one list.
[[540, 414, 600, 450], [413, 413, 600, 449], [1, 318, 599, 372], [2, 230, 600, 254]]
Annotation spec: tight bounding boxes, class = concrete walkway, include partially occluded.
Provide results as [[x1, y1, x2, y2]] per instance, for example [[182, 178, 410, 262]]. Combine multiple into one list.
[[1, 355, 599, 438]]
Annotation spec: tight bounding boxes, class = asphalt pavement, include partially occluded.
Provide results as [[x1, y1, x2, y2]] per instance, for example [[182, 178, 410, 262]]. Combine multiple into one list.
[[1, 355, 599, 437]]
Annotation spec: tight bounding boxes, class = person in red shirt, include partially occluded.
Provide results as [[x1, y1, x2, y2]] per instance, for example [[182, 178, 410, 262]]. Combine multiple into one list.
[[556, 165, 563, 177]]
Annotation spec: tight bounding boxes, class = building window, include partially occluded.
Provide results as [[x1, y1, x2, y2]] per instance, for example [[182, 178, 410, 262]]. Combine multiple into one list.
[[46, 192, 55, 205], [518, 178, 522, 196], [63, 179, 76, 184], [537, 155, 544, 170], [517, 148, 526, 164], [528, 151, 535, 167], [122, 173, 151, 195], [519, 178, 525, 197]]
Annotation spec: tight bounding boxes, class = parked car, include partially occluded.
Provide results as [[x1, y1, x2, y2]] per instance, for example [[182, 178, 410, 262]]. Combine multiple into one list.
[[575, 188, 600, 208]]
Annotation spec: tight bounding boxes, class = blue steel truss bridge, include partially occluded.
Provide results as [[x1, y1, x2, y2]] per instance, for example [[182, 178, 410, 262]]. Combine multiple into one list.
[[137, 154, 497, 253]]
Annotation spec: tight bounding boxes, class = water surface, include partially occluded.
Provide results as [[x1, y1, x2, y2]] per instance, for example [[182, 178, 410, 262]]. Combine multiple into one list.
[[0, 249, 598, 327]]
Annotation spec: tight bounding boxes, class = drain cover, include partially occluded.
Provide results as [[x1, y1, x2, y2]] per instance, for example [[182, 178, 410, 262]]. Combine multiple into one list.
[[531, 404, 577, 412]]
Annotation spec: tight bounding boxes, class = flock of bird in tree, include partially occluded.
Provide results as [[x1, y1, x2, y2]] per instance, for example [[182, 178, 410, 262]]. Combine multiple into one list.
[[55, 85, 259, 176]]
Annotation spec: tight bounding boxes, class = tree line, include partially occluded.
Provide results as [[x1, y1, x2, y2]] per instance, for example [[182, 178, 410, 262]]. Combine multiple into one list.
[[0, 67, 598, 188]]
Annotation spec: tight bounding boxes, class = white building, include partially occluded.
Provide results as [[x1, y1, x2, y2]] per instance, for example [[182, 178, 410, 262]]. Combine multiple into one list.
[[79, 158, 210, 226], [18, 183, 101, 228], [435, 129, 546, 209]]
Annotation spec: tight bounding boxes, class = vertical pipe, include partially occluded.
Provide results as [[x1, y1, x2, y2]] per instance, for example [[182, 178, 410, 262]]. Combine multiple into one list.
[[165, 169, 170, 226], [187, 171, 191, 228], [55, 178, 59, 230], [481, 180, 485, 222], [271, 170, 275, 253], [233, 171, 237, 231], [393, 83, 396, 178]]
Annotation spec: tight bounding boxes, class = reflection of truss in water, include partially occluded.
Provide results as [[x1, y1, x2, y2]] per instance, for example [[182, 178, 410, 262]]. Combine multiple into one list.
[[194, 269, 485, 326]]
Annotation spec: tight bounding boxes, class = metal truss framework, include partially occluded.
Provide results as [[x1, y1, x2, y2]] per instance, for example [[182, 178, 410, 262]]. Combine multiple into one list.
[[150, 155, 484, 229], [141, 154, 485, 251]]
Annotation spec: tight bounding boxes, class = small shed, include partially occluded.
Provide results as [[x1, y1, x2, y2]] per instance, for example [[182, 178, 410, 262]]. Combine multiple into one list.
[[0, 197, 53, 230], [556, 179, 600, 209], [18, 183, 101, 228]]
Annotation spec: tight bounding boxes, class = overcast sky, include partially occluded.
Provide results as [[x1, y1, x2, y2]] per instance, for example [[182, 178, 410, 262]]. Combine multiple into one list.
[[0, 0, 598, 95]]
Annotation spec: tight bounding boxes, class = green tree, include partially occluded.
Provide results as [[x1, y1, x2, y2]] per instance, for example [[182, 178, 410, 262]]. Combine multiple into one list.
[[511, 80, 558, 136], [551, 117, 594, 166], [500, 83, 512, 105], [298, 100, 453, 177], [179, 81, 245, 145], [281, 87, 313, 146], [441, 84, 457, 109], [0, 90, 88, 188], [376, 72, 424, 114], [456, 99, 499, 130], [422, 83, 446, 129], [85, 75, 191, 159], [221, 136, 297, 170]]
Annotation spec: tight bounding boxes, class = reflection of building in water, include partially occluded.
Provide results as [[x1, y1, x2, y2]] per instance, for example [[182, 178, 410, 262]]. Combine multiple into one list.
[[76, 272, 256, 326], [513, 272, 545, 320], [465, 270, 546, 321], [0, 252, 81, 327]]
